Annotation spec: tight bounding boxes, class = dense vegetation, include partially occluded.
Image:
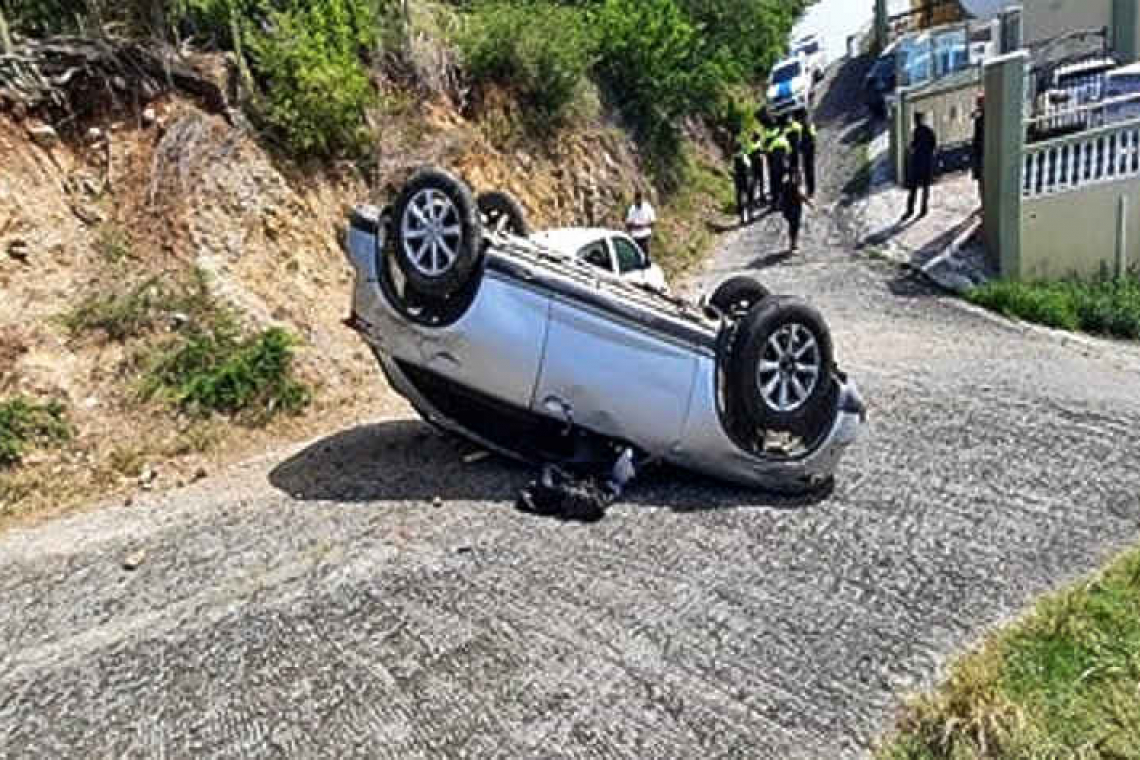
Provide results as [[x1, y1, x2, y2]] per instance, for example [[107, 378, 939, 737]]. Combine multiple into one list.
[[1, 0, 811, 166]]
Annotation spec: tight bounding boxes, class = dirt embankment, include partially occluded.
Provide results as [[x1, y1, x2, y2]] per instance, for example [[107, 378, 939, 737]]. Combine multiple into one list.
[[0, 61, 729, 528]]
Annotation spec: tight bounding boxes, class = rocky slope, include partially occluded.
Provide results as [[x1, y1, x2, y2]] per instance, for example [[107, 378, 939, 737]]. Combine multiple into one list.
[[0, 67, 729, 527]]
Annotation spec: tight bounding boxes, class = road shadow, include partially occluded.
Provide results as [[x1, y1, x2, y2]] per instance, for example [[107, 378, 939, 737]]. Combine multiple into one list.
[[269, 420, 530, 504], [858, 215, 920, 248], [269, 419, 835, 513], [815, 54, 873, 130], [886, 266, 947, 299], [745, 250, 794, 269]]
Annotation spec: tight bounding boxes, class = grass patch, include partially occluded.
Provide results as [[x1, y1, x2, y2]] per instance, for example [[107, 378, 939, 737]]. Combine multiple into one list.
[[880, 547, 1140, 759], [143, 318, 310, 424], [0, 397, 71, 467], [65, 268, 219, 343], [967, 276, 1140, 341]]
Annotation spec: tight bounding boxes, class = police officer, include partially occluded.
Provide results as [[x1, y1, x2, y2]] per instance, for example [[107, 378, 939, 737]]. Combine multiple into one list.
[[767, 115, 792, 211], [785, 112, 804, 175], [797, 109, 818, 198], [733, 136, 754, 225]]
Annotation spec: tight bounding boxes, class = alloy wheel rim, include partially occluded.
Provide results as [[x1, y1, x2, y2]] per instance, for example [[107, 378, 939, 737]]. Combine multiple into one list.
[[756, 322, 820, 413], [401, 189, 462, 277]]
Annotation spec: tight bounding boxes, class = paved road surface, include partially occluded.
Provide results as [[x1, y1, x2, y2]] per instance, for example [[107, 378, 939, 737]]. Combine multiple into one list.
[[4, 60, 1140, 759]]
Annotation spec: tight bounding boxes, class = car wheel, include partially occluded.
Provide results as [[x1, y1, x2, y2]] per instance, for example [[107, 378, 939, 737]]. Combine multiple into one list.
[[390, 167, 483, 299], [730, 297, 835, 434], [706, 276, 770, 320], [477, 190, 531, 237]]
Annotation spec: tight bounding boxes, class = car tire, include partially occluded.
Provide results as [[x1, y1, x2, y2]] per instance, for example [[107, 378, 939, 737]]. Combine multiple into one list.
[[729, 297, 835, 434], [707, 276, 770, 319], [390, 167, 483, 299], [477, 190, 531, 237]]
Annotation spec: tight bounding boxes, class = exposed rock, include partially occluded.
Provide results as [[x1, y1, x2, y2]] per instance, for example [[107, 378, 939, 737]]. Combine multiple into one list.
[[6, 239, 29, 262], [122, 549, 147, 571], [26, 123, 58, 146]]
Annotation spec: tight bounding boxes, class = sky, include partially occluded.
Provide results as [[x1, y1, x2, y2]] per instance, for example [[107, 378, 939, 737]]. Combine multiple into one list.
[[792, 0, 912, 62]]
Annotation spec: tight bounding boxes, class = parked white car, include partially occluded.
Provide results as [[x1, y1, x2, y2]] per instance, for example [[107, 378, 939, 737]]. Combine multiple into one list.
[[529, 228, 671, 293], [767, 56, 813, 116], [791, 34, 826, 83]]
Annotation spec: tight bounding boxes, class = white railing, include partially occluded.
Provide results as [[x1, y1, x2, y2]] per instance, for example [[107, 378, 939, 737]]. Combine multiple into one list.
[[1023, 117, 1140, 198]]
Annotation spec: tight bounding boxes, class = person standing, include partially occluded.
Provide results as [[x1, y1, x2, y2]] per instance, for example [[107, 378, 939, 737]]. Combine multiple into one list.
[[781, 169, 814, 253], [905, 112, 937, 219], [767, 116, 792, 211], [751, 108, 772, 207], [971, 93, 985, 206], [785, 112, 804, 175], [626, 189, 656, 254], [798, 109, 818, 198], [733, 137, 754, 225]]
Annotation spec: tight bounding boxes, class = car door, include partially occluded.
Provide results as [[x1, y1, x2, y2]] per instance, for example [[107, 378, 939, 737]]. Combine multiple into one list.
[[531, 285, 699, 453], [610, 235, 648, 285]]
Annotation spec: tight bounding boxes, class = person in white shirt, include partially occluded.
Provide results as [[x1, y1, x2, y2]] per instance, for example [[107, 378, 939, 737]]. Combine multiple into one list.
[[625, 190, 656, 255]]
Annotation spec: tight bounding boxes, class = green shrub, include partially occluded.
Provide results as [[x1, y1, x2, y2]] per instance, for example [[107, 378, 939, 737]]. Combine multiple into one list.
[[144, 321, 311, 423], [0, 397, 71, 467], [243, 0, 379, 158], [968, 276, 1140, 340], [592, 0, 722, 175], [458, 1, 595, 131], [677, 0, 811, 83]]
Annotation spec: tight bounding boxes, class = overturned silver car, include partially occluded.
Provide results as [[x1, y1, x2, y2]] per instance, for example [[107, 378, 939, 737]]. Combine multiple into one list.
[[343, 167, 865, 494]]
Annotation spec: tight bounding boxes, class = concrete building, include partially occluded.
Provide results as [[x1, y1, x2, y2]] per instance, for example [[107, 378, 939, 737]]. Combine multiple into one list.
[[957, 0, 1140, 61]]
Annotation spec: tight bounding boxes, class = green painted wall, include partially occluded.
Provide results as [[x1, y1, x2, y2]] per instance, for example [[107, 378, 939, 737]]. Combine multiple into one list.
[[1022, 179, 1139, 279]]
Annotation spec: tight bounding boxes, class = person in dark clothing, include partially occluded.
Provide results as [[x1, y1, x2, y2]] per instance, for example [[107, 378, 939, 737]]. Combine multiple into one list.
[[797, 109, 818, 197], [732, 138, 753, 225], [750, 130, 766, 208], [785, 113, 803, 175], [905, 111, 937, 218], [781, 169, 813, 252], [971, 94, 985, 205], [768, 115, 792, 211], [751, 108, 772, 207]]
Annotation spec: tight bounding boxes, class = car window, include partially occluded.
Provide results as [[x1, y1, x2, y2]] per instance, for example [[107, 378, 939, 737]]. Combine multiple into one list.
[[578, 241, 614, 273], [773, 61, 801, 83], [612, 237, 646, 274]]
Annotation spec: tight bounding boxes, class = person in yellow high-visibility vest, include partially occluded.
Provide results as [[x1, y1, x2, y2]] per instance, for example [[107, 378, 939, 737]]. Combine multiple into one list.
[[766, 115, 792, 211], [785, 113, 804, 175]]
